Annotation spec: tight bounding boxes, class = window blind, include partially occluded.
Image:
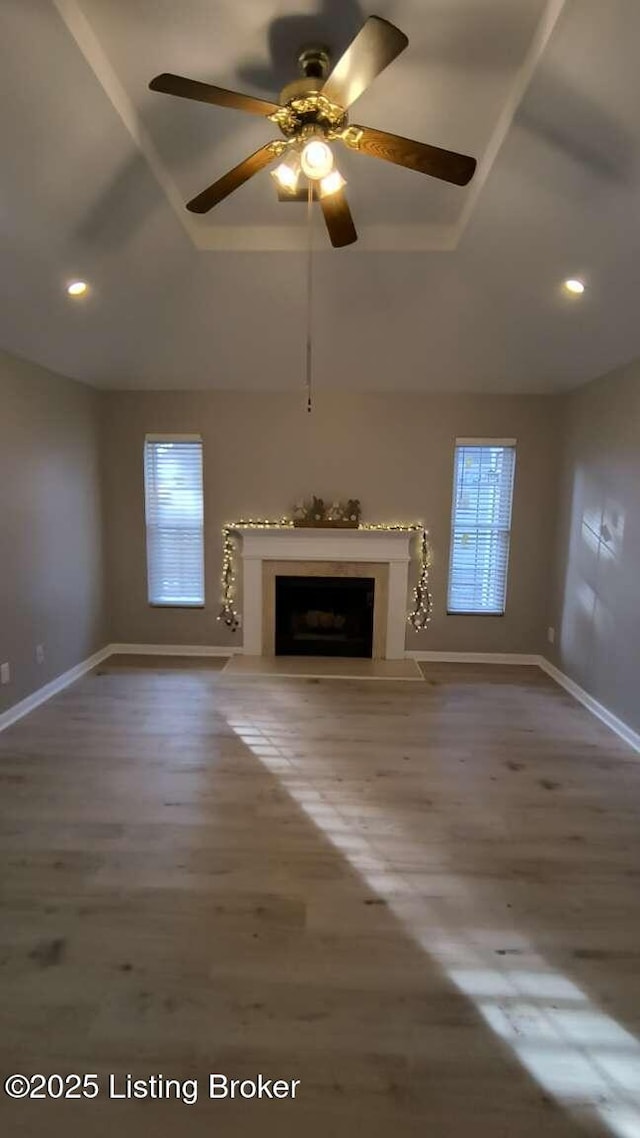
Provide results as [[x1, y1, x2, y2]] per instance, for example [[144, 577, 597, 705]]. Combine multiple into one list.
[[144, 437, 204, 606], [447, 441, 516, 615]]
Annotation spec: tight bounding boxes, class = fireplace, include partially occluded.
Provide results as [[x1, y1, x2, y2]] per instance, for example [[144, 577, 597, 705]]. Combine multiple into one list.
[[275, 575, 375, 658], [234, 527, 412, 659]]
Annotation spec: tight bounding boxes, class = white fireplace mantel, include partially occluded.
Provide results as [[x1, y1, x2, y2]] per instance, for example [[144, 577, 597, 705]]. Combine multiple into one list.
[[234, 526, 412, 660]]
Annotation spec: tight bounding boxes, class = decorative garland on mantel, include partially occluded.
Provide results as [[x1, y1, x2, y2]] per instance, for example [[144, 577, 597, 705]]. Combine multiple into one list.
[[218, 519, 433, 634]]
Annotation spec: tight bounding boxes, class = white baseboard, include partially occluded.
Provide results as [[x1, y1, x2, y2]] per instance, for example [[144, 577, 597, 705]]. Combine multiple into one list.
[[407, 651, 541, 665], [0, 642, 237, 733], [409, 650, 639, 754], [0, 645, 112, 734], [2, 644, 637, 756], [538, 657, 640, 754], [108, 642, 238, 658]]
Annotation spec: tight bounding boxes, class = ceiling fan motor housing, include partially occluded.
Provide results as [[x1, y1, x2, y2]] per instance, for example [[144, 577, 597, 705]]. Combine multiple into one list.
[[274, 45, 346, 139], [298, 46, 331, 80], [279, 48, 331, 105], [275, 47, 348, 141], [278, 74, 324, 106]]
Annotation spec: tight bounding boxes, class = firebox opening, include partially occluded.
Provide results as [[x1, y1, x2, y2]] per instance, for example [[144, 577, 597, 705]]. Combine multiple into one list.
[[275, 576, 375, 658]]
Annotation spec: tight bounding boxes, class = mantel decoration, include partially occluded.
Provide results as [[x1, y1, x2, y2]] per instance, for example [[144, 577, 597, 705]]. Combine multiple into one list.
[[292, 496, 361, 527], [218, 504, 433, 634]]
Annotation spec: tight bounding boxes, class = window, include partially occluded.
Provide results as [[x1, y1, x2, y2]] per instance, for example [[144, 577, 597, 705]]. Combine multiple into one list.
[[447, 439, 516, 615], [144, 436, 204, 606]]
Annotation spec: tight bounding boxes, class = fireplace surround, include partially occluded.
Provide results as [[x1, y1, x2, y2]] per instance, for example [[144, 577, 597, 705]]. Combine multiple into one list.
[[234, 527, 412, 660]]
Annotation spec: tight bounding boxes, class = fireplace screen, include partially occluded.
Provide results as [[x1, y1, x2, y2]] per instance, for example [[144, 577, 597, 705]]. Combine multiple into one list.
[[275, 576, 375, 658]]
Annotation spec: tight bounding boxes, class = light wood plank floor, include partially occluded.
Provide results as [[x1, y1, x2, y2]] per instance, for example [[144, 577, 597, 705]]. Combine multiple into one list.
[[1, 659, 639, 1137]]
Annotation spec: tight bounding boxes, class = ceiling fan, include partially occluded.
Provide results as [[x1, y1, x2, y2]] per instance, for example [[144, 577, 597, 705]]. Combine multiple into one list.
[[149, 14, 477, 248]]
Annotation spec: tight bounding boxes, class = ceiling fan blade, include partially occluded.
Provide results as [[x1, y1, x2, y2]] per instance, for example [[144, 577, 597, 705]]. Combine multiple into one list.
[[149, 73, 280, 116], [349, 125, 477, 186], [186, 144, 278, 213], [322, 16, 408, 109], [320, 189, 358, 248]]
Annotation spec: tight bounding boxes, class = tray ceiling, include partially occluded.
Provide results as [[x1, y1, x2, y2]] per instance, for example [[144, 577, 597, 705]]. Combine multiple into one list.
[[1, 0, 640, 392]]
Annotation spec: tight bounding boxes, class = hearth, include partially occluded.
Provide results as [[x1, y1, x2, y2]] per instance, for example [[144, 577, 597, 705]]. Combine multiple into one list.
[[275, 575, 374, 658]]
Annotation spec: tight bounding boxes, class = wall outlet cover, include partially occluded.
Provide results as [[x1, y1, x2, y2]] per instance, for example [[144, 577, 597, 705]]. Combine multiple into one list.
[[36, 644, 45, 664], [547, 626, 556, 644], [0, 662, 10, 685]]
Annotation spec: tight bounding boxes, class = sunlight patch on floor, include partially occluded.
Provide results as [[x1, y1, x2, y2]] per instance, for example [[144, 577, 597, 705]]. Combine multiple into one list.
[[226, 712, 640, 1138]]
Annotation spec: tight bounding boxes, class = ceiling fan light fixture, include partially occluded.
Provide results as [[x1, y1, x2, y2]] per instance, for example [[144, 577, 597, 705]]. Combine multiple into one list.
[[300, 137, 334, 180], [149, 15, 478, 247], [271, 154, 301, 193], [319, 169, 347, 198]]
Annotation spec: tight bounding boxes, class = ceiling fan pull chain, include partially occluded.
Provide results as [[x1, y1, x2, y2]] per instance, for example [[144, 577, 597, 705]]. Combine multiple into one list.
[[305, 180, 314, 413]]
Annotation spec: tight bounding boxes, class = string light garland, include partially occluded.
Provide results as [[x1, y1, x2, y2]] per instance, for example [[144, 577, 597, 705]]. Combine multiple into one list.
[[413, 527, 434, 630], [218, 518, 433, 632], [218, 517, 292, 631]]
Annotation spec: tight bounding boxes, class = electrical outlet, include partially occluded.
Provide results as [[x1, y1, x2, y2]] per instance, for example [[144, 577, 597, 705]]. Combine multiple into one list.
[[36, 644, 45, 664], [0, 662, 10, 685], [547, 626, 556, 645]]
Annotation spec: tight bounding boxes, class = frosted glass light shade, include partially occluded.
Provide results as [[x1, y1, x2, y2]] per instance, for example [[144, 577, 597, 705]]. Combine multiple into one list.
[[300, 138, 334, 180], [320, 169, 346, 197], [271, 154, 301, 192]]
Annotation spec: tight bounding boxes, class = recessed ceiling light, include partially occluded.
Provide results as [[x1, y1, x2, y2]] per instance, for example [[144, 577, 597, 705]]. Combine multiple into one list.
[[67, 280, 88, 297], [564, 278, 585, 295]]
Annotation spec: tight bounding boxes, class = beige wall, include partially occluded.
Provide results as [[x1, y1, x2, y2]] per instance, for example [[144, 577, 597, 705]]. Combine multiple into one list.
[[4, 353, 636, 733], [0, 351, 106, 712], [102, 390, 562, 655], [551, 360, 640, 734]]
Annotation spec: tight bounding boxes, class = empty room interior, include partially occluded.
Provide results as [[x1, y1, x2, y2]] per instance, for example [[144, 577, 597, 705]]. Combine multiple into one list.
[[2, 1, 640, 1136]]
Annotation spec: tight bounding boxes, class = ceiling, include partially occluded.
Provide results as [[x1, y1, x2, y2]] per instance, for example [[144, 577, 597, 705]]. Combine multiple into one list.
[[1, 0, 640, 393]]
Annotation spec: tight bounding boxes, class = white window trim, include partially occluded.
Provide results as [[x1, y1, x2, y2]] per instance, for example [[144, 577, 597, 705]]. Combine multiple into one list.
[[455, 437, 517, 447], [145, 434, 203, 442], [447, 438, 517, 617], [144, 435, 205, 608]]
